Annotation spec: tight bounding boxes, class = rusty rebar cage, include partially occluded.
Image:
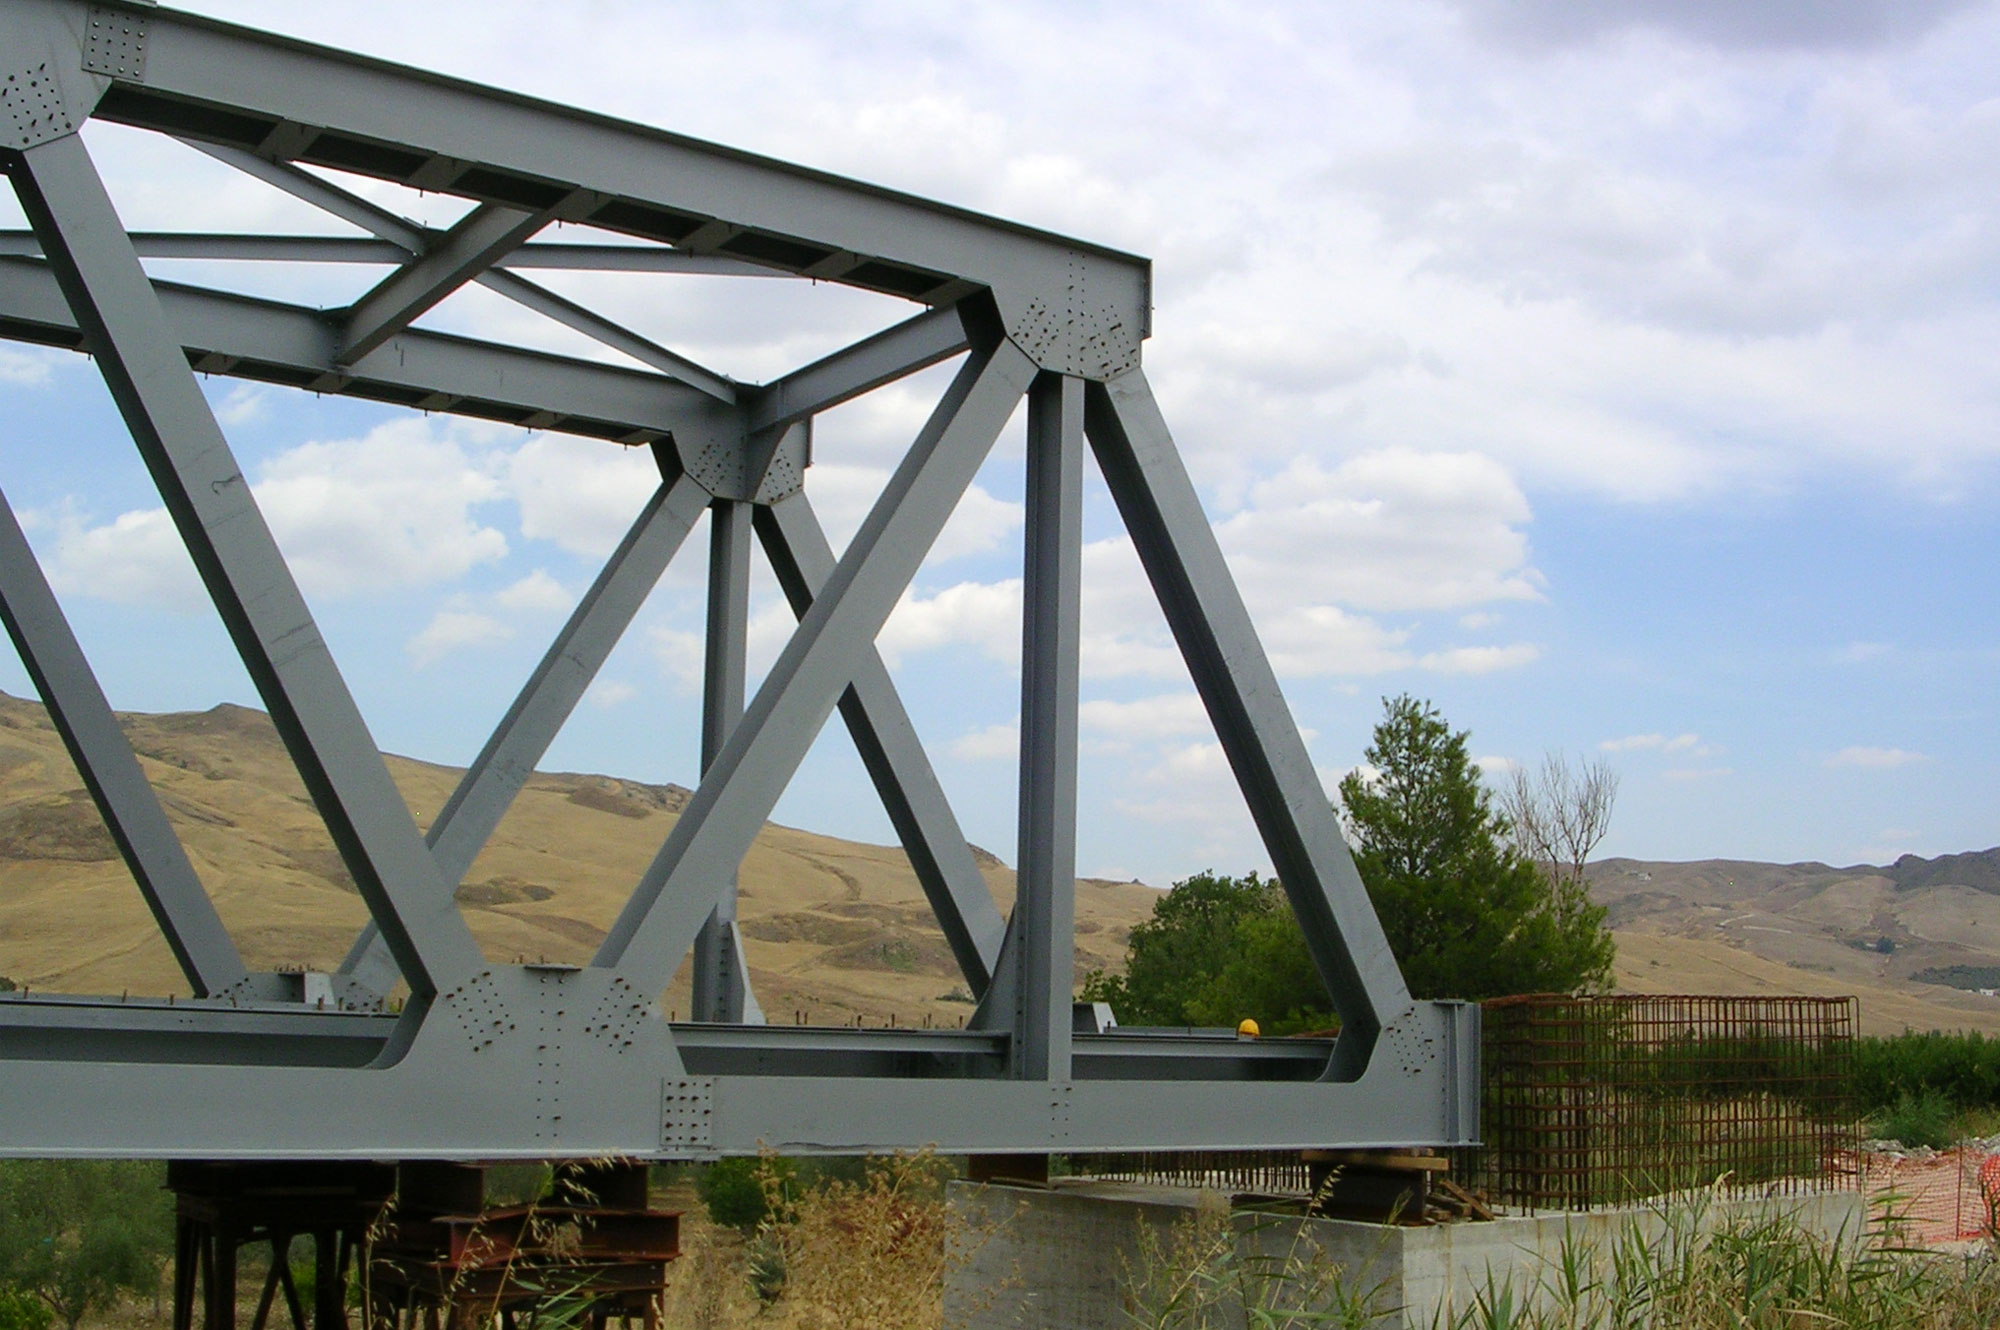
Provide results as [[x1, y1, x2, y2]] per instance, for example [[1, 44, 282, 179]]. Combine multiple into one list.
[[1463, 994, 1859, 1212]]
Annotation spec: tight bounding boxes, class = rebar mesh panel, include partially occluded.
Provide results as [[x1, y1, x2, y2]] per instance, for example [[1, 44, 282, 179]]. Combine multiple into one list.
[[1462, 994, 1858, 1211]]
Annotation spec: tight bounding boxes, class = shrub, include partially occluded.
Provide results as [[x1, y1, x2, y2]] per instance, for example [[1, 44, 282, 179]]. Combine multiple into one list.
[[698, 1157, 792, 1234], [1874, 1088, 1957, 1150], [0, 1288, 49, 1330], [1854, 1031, 2000, 1114], [0, 1161, 171, 1330]]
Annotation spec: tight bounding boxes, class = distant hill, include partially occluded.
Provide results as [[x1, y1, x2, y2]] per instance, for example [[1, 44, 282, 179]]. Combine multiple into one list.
[[0, 691, 1157, 1026], [5, 690, 1999, 1037], [1591, 851, 2000, 1035], [1886, 848, 2000, 895]]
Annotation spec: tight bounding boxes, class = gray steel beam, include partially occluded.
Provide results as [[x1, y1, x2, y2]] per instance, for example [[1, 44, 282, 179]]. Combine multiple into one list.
[[594, 336, 1037, 997], [690, 498, 755, 1024], [339, 468, 714, 998], [0, 256, 728, 443], [186, 145, 739, 401], [745, 307, 969, 434], [96, 5, 1151, 324], [0, 995, 1340, 1080], [0, 1000, 1478, 1157], [1006, 373, 1084, 1081], [479, 264, 738, 403], [753, 493, 1006, 994], [9, 131, 482, 998], [0, 486, 247, 998], [0, 230, 783, 273], [1084, 370, 1413, 1078], [338, 201, 550, 362], [0, 230, 411, 263]]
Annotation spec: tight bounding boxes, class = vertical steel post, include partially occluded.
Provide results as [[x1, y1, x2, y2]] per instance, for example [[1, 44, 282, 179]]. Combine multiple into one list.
[[691, 498, 756, 1022], [1010, 373, 1083, 1080]]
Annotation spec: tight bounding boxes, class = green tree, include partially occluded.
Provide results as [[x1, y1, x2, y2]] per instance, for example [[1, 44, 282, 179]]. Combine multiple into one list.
[[1337, 694, 1613, 1000], [1184, 905, 1334, 1034], [1079, 871, 1272, 1026], [0, 1161, 171, 1330]]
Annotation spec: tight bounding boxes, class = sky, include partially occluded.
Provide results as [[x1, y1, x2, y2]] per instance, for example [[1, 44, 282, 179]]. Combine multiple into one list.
[[0, 0, 1994, 886]]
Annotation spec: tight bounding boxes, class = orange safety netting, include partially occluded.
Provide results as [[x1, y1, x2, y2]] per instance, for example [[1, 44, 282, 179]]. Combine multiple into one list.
[[1852, 1148, 2000, 1245]]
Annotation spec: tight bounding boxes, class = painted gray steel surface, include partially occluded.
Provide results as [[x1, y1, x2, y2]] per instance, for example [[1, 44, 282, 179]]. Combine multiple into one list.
[[0, 0, 1476, 1158]]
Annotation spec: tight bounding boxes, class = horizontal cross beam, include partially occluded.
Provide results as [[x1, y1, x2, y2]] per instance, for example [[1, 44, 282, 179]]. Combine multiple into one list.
[[85, 2, 1150, 323], [0, 231, 784, 274], [0, 255, 732, 444]]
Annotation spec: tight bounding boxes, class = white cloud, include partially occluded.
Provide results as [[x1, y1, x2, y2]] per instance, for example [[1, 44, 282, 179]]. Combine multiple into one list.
[[586, 679, 638, 709], [211, 384, 268, 426], [855, 446, 1543, 680], [1824, 746, 1928, 769], [801, 464, 1022, 565], [1835, 641, 1894, 663], [950, 722, 1018, 761], [1419, 643, 1542, 674], [1079, 693, 1210, 740], [878, 578, 1020, 667], [505, 434, 661, 558], [249, 419, 510, 596], [494, 569, 572, 614], [1474, 754, 1520, 777], [1448, 0, 1978, 53], [43, 506, 205, 611], [43, 419, 512, 608], [648, 626, 705, 693], [1602, 731, 1710, 754], [408, 609, 511, 668], [0, 347, 61, 386], [1220, 450, 1542, 614]]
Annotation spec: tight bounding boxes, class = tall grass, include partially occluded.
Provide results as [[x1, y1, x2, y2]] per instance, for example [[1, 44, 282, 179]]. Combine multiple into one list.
[[662, 1152, 1007, 1330], [1118, 1182, 2000, 1329], [1431, 1183, 2000, 1330]]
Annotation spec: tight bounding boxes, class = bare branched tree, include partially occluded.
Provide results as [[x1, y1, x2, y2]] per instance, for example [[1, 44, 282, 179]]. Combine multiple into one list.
[[1500, 751, 1620, 888]]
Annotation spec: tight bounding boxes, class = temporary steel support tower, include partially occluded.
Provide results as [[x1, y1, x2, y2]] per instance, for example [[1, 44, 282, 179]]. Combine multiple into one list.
[[0, 0, 1477, 1159]]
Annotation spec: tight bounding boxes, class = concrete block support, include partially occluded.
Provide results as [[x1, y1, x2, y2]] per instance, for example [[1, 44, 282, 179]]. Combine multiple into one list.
[[945, 1180, 1868, 1330]]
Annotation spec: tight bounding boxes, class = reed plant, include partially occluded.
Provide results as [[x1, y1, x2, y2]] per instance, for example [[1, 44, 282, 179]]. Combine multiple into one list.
[[1116, 1179, 2000, 1329]]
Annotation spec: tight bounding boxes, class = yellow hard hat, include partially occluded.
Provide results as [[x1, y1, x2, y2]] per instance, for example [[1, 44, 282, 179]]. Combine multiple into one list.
[[1237, 1018, 1260, 1039]]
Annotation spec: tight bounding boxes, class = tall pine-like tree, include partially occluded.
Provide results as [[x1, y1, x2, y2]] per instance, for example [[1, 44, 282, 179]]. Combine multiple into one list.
[[1086, 695, 1613, 1032], [1337, 694, 1613, 1000]]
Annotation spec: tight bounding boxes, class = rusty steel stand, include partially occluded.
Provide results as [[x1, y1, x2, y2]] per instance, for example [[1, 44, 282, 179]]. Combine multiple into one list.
[[169, 1162, 397, 1330]]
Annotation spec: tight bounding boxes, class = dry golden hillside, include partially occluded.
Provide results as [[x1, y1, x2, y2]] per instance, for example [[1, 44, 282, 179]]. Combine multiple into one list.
[[7, 690, 1999, 1038], [0, 692, 1158, 1026]]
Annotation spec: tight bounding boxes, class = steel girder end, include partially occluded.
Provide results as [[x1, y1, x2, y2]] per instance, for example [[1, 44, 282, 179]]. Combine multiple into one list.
[[1353, 1000, 1482, 1145], [995, 258, 1146, 380]]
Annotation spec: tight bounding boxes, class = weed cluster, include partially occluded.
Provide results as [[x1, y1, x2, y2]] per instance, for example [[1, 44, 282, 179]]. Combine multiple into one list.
[[663, 1152, 1004, 1330], [1119, 1180, 2000, 1329]]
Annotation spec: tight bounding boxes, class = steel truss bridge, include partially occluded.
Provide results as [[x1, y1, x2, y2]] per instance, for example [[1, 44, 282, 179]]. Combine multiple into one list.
[[0, 0, 1477, 1160]]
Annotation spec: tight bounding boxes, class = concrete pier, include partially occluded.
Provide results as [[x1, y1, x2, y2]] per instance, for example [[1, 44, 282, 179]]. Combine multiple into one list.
[[945, 1178, 1866, 1328]]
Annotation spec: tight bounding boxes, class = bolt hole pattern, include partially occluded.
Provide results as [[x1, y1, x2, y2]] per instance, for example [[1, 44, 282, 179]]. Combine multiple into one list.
[[83, 8, 151, 80], [2, 64, 75, 151]]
